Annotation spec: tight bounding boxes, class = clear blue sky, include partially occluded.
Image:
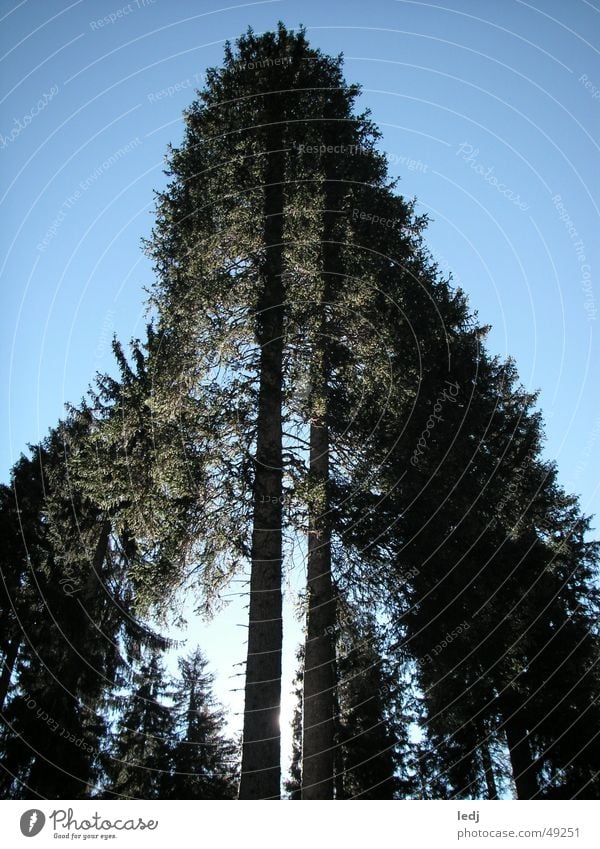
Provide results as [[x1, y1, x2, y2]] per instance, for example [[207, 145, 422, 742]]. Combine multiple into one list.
[[1, 0, 599, 762]]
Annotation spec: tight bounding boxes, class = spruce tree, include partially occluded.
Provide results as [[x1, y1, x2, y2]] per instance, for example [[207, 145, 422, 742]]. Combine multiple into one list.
[[4, 23, 596, 804], [103, 651, 174, 798], [334, 611, 407, 799], [0, 416, 170, 798], [380, 341, 600, 799], [167, 648, 238, 799], [139, 24, 392, 797]]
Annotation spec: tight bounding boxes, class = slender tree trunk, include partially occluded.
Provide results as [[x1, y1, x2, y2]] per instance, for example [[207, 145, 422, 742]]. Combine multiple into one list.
[[0, 635, 19, 711], [301, 172, 341, 799], [239, 123, 285, 800], [480, 738, 498, 800], [501, 692, 539, 799], [87, 519, 111, 593], [333, 667, 346, 799], [302, 390, 335, 797]]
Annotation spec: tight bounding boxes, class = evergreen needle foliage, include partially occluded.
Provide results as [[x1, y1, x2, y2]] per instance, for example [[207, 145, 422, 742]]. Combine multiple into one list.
[[1, 23, 598, 802]]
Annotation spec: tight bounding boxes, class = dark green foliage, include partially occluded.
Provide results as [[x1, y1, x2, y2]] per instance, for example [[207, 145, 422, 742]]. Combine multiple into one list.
[[166, 648, 238, 799], [335, 616, 408, 799], [286, 612, 414, 800], [2, 23, 598, 802], [284, 649, 304, 800], [102, 648, 238, 799], [379, 345, 600, 799], [102, 652, 175, 799], [0, 417, 170, 799]]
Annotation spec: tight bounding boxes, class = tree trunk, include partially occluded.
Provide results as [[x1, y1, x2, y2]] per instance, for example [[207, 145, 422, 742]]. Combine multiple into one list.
[[302, 395, 335, 798], [86, 519, 111, 594], [301, 171, 341, 800], [480, 737, 499, 800], [239, 123, 285, 800], [501, 692, 539, 799], [0, 635, 19, 712], [332, 666, 345, 799]]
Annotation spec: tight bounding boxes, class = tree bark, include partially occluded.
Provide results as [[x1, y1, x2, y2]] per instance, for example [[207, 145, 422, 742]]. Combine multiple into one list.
[[302, 394, 335, 798], [501, 691, 539, 799], [301, 171, 340, 799], [239, 123, 285, 800], [480, 737, 499, 800]]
